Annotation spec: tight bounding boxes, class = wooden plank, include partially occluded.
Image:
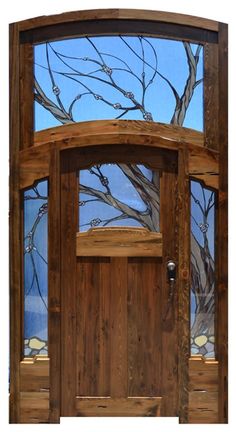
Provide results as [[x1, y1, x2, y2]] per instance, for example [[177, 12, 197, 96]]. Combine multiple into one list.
[[20, 408, 49, 424], [76, 257, 111, 396], [48, 148, 61, 422], [128, 258, 161, 396], [76, 396, 162, 417], [9, 22, 21, 424], [17, 9, 219, 32], [20, 391, 49, 409], [20, 18, 217, 45], [217, 22, 228, 424], [110, 257, 128, 398], [20, 42, 34, 149], [19, 143, 51, 189], [60, 154, 77, 416], [76, 228, 162, 257], [177, 147, 190, 423], [34, 121, 204, 149], [204, 43, 219, 151], [189, 146, 219, 189], [160, 158, 178, 417], [189, 357, 219, 392], [20, 357, 49, 392]]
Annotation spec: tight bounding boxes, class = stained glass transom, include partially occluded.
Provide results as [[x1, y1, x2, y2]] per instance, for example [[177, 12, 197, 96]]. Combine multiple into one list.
[[23, 180, 48, 356], [78, 164, 160, 232], [34, 35, 203, 131], [190, 180, 216, 358]]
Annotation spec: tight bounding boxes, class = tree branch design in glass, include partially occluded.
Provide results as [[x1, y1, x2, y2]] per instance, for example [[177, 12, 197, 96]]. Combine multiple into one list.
[[24, 180, 48, 356], [34, 36, 203, 131], [78, 164, 160, 232], [191, 180, 216, 357]]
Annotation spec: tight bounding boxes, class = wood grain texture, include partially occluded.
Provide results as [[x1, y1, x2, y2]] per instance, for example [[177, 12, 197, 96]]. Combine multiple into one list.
[[9, 22, 21, 424], [217, 22, 228, 424], [19, 357, 50, 423], [76, 396, 162, 417], [60, 155, 77, 416], [188, 357, 219, 423], [204, 43, 219, 151], [160, 161, 178, 417], [76, 257, 111, 396], [34, 121, 204, 149], [17, 9, 219, 32], [76, 228, 162, 257], [189, 146, 219, 189], [19, 143, 51, 189], [128, 258, 162, 397], [177, 147, 190, 423], [20, 134, 219, 191], [19, 42, 34, 149], [48, 148, 61, 422], [110, 257, 128, 398]]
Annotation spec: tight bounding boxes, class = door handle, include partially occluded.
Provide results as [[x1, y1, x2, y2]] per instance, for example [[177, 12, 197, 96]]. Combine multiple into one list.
[[163, 260, 176, 321]]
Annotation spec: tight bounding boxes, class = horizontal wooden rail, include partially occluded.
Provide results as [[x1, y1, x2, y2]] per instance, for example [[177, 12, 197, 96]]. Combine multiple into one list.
[[76, 227, 162, 257], [34, 121, 204, 148], [76, 396, 162, 416]]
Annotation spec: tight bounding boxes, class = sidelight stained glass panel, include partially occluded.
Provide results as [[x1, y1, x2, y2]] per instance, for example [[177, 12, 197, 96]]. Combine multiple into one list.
[[190, 180, 216, 358], [23, 180, 48, 356], [78, 164, 160, 232], [34, 35, 203, 131]]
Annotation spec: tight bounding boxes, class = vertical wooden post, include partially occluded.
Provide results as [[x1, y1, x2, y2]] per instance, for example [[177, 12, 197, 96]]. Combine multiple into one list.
[[204, 42, 219, 150], [48, 147, 61, 422], [60, 153, 77, 416], [178, 147, 190, 423], [19, 41, 34, 150], [9, 23, 21, 423], [217, 22, 228, 424]]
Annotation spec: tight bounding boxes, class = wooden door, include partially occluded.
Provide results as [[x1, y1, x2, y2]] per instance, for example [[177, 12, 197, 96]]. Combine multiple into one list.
[[60, 145, 178, 417]]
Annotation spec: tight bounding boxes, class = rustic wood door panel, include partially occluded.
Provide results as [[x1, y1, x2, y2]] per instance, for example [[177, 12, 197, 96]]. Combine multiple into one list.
[[60, 147, 178, 417]]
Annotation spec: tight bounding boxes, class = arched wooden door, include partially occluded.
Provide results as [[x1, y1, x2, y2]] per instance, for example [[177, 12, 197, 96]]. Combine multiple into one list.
[[60, 144, 178, 417]]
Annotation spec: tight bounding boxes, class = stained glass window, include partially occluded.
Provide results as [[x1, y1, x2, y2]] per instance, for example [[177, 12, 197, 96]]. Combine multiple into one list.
[[190, 180, 216, 358], [34, 36, 203, 131], [23, 180, 48, 356], [78, 164, 160, 232]]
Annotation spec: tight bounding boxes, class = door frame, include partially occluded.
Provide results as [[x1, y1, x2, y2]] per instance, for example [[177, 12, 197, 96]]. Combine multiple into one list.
[[9, 10, 227, 424], [59, 144, 179, 417], [47, 129, 193, 422]]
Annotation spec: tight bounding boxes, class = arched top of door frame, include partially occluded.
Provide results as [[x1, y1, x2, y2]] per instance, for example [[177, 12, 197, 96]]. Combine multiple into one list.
[[16, 9, 219, 34], [19, 119, 219, 190]]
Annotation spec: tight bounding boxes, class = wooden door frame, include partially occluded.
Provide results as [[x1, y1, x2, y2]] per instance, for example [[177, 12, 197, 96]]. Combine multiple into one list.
[[59, 144, 179, 417], [9, 10, 227, 424]]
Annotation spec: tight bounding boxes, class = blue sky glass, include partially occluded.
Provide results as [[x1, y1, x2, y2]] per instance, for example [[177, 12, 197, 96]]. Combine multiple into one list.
[[190, 180, 215, 358], [24, 180, 48, 356], [78, 164, 159, 232], [34, 36, 203, 131]]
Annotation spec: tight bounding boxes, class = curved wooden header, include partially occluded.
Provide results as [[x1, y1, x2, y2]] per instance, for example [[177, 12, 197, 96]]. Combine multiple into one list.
[[34, 120, 204, 149], [20, 120, 219, 190], [17, 9, 219, 32]]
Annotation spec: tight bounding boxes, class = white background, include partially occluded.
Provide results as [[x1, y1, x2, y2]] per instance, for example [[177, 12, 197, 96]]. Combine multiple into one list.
[[0, 0, 235, 431]]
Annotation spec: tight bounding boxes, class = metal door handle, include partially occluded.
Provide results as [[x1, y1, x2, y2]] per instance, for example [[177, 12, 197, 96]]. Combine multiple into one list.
[[163, 260, 176, 321]]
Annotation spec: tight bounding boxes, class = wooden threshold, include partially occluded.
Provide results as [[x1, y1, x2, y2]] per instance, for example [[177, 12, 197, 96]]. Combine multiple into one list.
[[76, 227, 162, 257], [75, 396, 162, 416]]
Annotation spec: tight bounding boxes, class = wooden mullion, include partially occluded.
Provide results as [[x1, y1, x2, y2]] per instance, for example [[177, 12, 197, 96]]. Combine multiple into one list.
[[60, 153, 77, 416], [217, 22, 228, 424], [204, 43, 219, 150], [9, 22, 21, 423], [177, 147, 190, 423], [48, 147, 61, 423], [20, 42, 34, 149]]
